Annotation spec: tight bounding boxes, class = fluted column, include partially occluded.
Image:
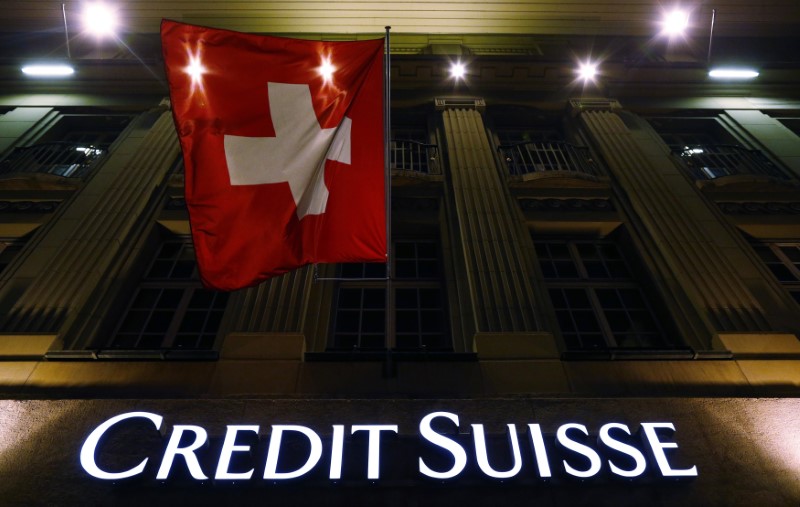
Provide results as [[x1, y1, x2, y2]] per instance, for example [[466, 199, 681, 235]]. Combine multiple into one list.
[[0, 108, 180, 338], [440, 105, 542, 333], [578, 106, 772, 348]]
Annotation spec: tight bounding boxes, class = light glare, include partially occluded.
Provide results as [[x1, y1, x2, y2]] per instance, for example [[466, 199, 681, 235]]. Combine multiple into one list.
[[450, 62, 466, 79], [185, 54, 206, 83], [661, 9, 689, 37], [708, 68, 759, 80], [318, 57, 335, 82], [577, 62, 598, 82], [83, 3, 118, 37], [21, 64, 75, 77]]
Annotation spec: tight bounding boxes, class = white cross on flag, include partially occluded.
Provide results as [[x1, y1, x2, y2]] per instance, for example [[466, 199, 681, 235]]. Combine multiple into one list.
[[161, 20, 385, 290]]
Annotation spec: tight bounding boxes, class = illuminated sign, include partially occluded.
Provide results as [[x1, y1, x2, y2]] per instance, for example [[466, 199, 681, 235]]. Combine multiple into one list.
[[80, 411, 697, 482]]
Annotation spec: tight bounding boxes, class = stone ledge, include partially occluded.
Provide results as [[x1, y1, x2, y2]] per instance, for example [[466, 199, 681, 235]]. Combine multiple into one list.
[[473, 332, 559, 359], [713, 333, 800, 357], [0, 334, 56, 358], [219, 332, 305, 361]]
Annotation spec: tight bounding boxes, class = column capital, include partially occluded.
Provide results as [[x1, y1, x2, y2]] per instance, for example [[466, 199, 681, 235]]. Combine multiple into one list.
[[568, 98, 622, 116]]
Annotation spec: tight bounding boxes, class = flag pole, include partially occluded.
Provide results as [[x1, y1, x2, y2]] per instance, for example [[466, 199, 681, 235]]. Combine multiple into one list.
[[384, 25, 396, 371]]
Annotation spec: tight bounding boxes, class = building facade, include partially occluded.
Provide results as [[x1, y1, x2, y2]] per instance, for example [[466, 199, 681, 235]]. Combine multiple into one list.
[[0, 1, 799, 505]]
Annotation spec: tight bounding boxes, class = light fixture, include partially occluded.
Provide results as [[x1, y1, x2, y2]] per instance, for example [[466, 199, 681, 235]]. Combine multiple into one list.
[[708, 68, 759, 80], [83, 2, 118, 37], [661, 9, 689, 37], [577, 61, 598, 82], [450, 61, 466, 80], [21, 64, 75, 77]]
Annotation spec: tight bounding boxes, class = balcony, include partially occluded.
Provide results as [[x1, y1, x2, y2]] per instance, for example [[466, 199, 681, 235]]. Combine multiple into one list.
[[390, 139, 439, 175], [498, 140, 603, 179], [671, 144, 792, 181], [0, 142, 109, 180]]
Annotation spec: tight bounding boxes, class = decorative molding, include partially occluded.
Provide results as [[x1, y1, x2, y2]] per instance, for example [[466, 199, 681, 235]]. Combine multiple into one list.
[[718, 202, 800, 215], [518, 198, 614, 212], [0, 201, 60, 213], [435, 97, 486, 111]]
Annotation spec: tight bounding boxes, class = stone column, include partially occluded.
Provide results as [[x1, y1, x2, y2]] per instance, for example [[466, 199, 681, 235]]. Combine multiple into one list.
[[576, 102, 794, 350]]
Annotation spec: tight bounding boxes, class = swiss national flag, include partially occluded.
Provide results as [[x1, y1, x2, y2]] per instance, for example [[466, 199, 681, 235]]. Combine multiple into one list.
[[161, 20, 386, 291]]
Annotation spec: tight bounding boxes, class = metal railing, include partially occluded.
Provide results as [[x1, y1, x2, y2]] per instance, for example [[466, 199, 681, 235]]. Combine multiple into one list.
[[671, 144, 791, 181], [0, 142, 109, 179], [390, 140, 439, 174], [497, 140, 602, 177]]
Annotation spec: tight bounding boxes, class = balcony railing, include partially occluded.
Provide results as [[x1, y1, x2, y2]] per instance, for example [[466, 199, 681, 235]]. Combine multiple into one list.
[[390, 140, 439, 174], [0, 142, 109, 179], [671, 144, 791, 181], [497, 141, 603, 178]]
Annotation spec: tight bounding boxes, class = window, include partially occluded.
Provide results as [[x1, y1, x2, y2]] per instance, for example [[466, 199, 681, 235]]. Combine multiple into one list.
[[752, 242, 800, 305], [0, 240, 24, 275], [390, 128, 438, 174], [331, 240, 448, 351], [0, 113, 132, 179], [536, 240, 670, 349], [110, 241, 229, 350], [648, 116, 789, 180]]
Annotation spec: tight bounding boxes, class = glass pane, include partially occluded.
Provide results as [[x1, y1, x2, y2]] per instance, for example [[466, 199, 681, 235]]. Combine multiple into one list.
[[362, 289, 385, 309], [396, 310, 419, 332], [396, 261, 416, 278], [361, 310, 385, 333], [158, 289, 184, 309], [396, 288, 418, 309], [132, 289, 159, 308], [145, 311, 173, 333], [337, 289, 362, 309], [335, 311, 359, 332], [395, 242, 416, 258]]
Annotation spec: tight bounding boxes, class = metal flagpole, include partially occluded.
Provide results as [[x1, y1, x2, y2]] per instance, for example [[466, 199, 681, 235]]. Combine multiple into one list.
[[384, 26, 395, 373]]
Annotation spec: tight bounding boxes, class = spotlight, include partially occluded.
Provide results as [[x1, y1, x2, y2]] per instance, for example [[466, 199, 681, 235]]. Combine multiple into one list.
[[577, 62, 598, 82], [83, 3, 118, 37], [450, 62, 466, 80], [661, 9, 689, 37]]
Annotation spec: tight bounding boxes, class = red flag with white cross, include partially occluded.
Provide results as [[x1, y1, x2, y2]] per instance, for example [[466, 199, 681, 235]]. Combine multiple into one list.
[[161, 20, 386, 291]]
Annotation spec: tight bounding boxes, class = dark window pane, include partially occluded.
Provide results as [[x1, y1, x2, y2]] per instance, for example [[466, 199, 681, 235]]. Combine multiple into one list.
[[112, 334, 137, 349], [574, 311, 601, 332], [335, 334, 358, 349], [606, 261, 631, 278], [596, 289, 622, 309], [395, 242, 416, 258], [564, 289, 591, 308], [364, 263, 386, 278], [147, 260, 172, 278], [340, 263, 363, 278], [554, 261, 579, 278], [335, 311, 360, 332], [396, 288, 418, 308], [158, 242, 182, 259], [360, 335, 385, 349], [577, 243, 599, 259], [338, 288, 362, 308], [420, 310, 443, 332], [205, 311, 224, 332], [171, 260, 196, 278], [362, 289, 385, 309], [158, 289, 184, 308], [119, 311, 147, 333], [417, 242, 437, 258], [179, 311, 206, 332], [417, 260, 438, 278], [584, 261, 609, 278], [138, 335, 163, 349], [361, 310, 385, 333], [768, 264, 796, 282], [396, 335, 418, 349], [418, 289, 440, 308], [132, 289, 159, 308], [548, 288, 567, 308], [396, 261, 416, 278], [396, 311, 419, 333], [188, 290, 215, 308], [145, 311, 173, 333]]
